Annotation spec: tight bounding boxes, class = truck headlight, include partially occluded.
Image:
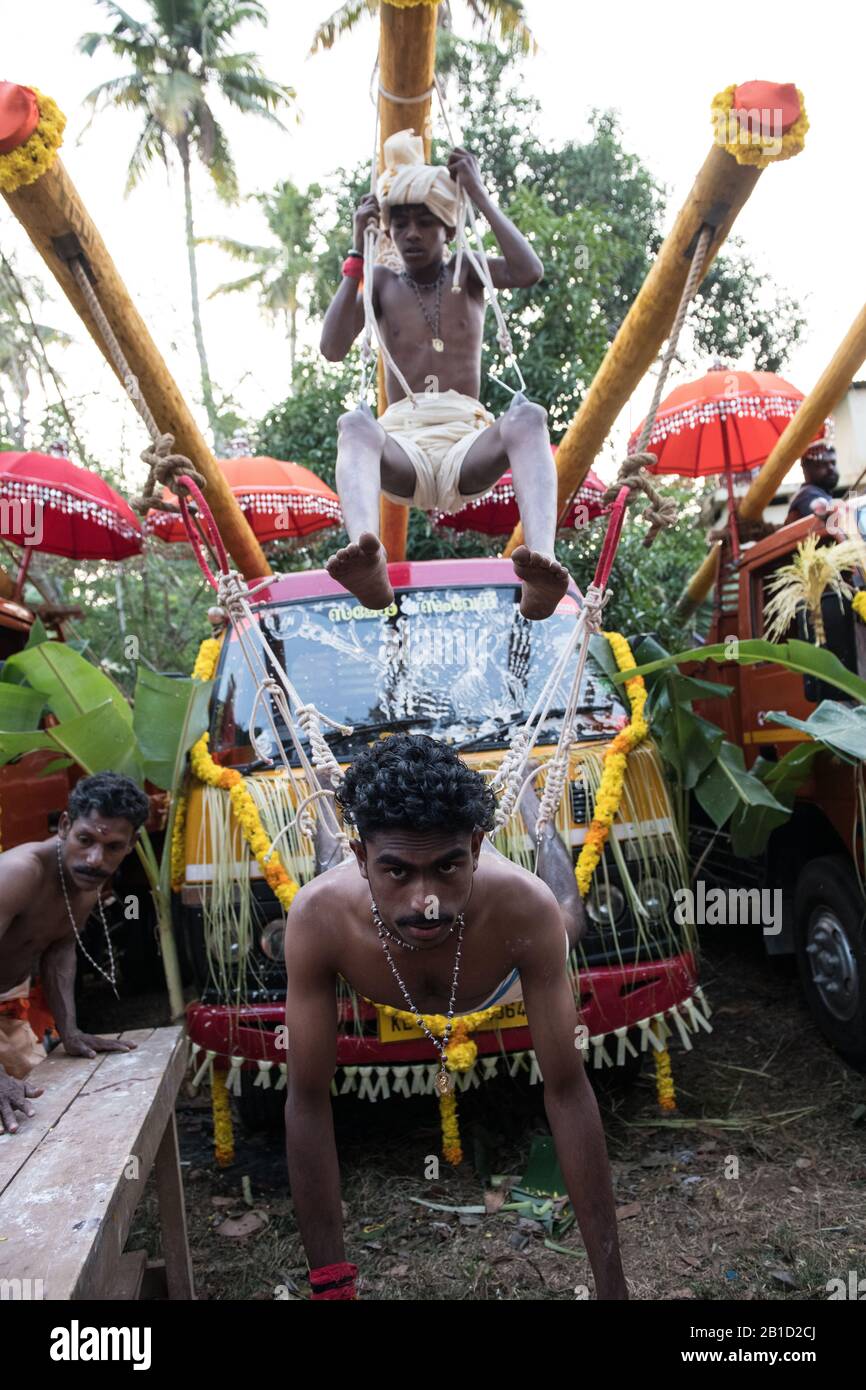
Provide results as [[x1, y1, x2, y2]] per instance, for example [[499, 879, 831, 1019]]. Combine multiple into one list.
[[639, 876, 670, 922], [260, 920, 286, 962], [586, 884, 626, 927]]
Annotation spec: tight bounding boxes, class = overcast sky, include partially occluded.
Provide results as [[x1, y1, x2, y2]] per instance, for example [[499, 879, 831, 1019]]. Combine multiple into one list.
[[3, 0, 864, 484]]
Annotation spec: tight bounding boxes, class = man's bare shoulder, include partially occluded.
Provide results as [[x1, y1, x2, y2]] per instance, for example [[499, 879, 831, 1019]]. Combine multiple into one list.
[[0, 841, 46, 888], [286, 858, 362, 931], [481, 852, 563, 938]]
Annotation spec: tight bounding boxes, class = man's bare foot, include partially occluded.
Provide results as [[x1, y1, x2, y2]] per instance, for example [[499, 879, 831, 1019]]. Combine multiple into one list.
[[512, 545, 569, 619], [325, 532, 394, 610]]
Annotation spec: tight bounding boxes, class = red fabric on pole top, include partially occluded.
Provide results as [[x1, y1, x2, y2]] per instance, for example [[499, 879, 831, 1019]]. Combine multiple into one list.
[[0, 82, 39, 155], [733, 82, 801, 134]]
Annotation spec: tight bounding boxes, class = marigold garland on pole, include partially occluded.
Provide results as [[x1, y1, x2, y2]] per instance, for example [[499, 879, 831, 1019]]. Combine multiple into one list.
[[574, 631, 649, 897]]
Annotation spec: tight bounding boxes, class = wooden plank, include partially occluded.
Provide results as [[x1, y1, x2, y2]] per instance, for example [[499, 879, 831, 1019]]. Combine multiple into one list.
[[0, 1046, 109, 1193], [0, 1027, 187, 1299], [153, 1111, 195, 1300], [106, 1248, 147, 1301]]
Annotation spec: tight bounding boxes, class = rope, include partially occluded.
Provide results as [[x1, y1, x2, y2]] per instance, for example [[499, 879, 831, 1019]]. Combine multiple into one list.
[[378, 82, 436, 105], [67, 258, 209, 520], [68, 257, 350, 860], [556, 223, 715, 541]]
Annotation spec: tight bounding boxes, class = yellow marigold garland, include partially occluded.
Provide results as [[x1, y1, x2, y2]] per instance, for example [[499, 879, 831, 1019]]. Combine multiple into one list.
[[710, 84, 808, 168], [169, 794, 187, 892], [574, 631, 648, 897], [0, 88, 66, 194], [369, 999, 509, 1165], [191, 733, 301, 911], [654, 1043, 677, 1113], [191, 636, 222, 681], [383, 0, 441, 8], [853, 592, 866, 623], [211, 1067, 236, 1166]]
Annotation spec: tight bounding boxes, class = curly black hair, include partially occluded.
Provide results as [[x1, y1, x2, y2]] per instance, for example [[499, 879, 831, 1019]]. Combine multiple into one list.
[[334, 734, 496, 840], [67, 772, 150, 833]]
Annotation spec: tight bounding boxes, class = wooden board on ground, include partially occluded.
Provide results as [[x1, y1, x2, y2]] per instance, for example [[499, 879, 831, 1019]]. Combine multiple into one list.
[[0, 1026, 191, 1299]]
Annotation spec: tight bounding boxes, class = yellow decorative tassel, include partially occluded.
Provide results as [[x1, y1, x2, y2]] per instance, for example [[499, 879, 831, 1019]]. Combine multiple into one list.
[[654, 1043, 677, 1113], [439, 1088, 462, 1166], [211, 1069, 235, 1167]]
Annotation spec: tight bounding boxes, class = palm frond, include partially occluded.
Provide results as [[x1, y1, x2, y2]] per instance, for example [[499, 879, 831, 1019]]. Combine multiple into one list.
[[196, 236, 277, 265], [764, 536, 863, 645], [464, 0, 537, 54], [197, 111, 238, 202], [310, 0, 379, 54], [125, 116, 169, 195], [208, 270, 267, 299]]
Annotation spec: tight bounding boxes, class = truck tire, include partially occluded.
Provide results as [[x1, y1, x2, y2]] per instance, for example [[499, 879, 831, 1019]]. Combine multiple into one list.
[[794, 856, 866, 1071]]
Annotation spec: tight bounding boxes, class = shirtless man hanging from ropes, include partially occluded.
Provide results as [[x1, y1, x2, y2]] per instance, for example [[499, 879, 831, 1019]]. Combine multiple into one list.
[[285, 735, 628, 1301], [320, 131, 570, 621], [0, 773, 147, 1134]]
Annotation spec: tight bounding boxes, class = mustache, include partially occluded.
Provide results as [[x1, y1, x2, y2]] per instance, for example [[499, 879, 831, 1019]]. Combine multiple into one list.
[[397, 916, 453, 929], [72, 868, 108, 879]]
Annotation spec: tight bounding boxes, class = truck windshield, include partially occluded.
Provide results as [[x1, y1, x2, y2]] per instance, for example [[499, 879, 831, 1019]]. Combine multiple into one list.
[[211, 584, 628, 764]]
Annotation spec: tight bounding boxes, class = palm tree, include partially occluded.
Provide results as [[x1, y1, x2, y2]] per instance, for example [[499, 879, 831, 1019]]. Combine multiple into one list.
[[79, 0, 295, 447], [0, 255, 71, 447], [311, 0, 536, 55], [201, 179, 322, 389]]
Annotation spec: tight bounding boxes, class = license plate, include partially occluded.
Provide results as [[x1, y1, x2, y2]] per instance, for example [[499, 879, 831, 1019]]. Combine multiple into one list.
[[378, 999, 528, 1043]]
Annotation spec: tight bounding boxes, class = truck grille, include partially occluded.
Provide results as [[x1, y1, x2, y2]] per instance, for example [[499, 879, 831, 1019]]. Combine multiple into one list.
[[570, 780, 588, 824]]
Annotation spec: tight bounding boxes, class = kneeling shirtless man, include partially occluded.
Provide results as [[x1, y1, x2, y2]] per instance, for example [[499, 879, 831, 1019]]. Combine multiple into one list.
[[284, 734, 627, 1300]]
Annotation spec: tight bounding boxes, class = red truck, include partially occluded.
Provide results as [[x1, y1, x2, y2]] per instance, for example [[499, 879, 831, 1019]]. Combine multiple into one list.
[[690, 506, 866, 1068]]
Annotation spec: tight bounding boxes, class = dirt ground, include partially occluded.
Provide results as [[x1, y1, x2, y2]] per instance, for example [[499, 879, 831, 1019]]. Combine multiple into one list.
[[87, 927, 866, 1302]]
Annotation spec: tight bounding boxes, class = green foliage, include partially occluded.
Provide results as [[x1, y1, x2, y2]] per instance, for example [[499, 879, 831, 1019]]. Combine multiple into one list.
[[624, 638, 866, 707], [767, 701, 866, 763]]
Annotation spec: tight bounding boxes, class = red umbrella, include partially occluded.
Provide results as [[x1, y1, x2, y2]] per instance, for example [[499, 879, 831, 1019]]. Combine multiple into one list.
[[628, 370, 821, 475], [433, 448, 608, 534], [0, 450, 143, 596], [147, 456, 342, 544], [627, 369, 824, 559]]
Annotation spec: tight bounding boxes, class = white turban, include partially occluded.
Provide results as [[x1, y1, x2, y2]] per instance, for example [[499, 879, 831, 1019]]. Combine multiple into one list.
[[377, 129, 459, 230]]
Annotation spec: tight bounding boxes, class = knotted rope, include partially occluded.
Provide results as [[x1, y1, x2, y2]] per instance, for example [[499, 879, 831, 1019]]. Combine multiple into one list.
[[558, 223, 715, 545], [600, 451, 679, 547]]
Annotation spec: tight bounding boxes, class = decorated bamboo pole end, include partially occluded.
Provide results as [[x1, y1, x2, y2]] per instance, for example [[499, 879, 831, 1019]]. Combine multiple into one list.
[[503, 80, 808, 559]]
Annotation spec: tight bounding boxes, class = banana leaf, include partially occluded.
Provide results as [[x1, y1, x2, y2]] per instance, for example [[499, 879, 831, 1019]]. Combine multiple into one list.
[[729, 744, 823, 857], [2, 641, 132, 725], [0, 700, 143, 782], [618, 638, 866, 706], [133, 666, 213, 791], [694, 741, 788, 829], [0, 682, 46, 730], [766, 700, 866, 764]]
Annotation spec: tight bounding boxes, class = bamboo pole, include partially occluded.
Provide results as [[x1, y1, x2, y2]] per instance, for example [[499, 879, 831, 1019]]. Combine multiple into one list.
[[504, 142, 776, 558], [376, 0, 438, 562], [3, 158, 269, 581], [676, 299, 866, 618]]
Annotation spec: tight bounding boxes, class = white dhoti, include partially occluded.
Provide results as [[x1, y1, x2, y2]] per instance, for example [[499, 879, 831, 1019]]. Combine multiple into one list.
[[380, 390, 496, 514]]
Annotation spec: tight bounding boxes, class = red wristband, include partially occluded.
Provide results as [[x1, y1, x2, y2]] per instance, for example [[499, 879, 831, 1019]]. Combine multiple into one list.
[[342, 257, 364, 280], [309, 1261, 358, 1300]]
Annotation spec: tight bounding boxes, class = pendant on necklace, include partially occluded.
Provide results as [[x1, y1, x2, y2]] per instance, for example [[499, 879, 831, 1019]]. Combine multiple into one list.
[[435, 1067, 453, 1096], [431, 337, 444, 353]]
